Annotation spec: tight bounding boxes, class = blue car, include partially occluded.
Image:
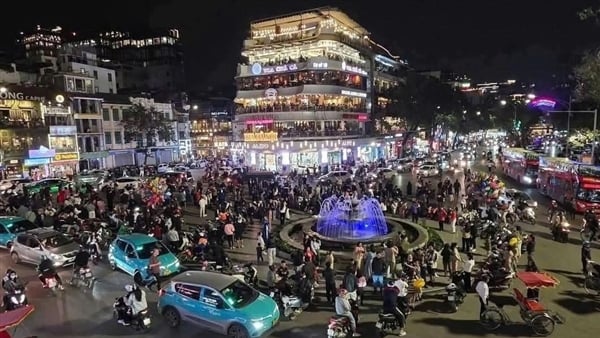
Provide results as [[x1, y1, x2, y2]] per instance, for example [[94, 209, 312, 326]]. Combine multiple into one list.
[[157, 271, 279, 338], [108, 234, 180, 282], [0, 217, 39, 249]]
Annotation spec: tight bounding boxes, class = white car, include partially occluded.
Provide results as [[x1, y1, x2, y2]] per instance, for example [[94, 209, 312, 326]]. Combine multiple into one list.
[[416, 165, 439, 177], [0, 178, 31, 193], [368, 168, 397, 180], [101, 177, 142, 190], [318, 171, 353, 184], [157, 163, 170, 173]]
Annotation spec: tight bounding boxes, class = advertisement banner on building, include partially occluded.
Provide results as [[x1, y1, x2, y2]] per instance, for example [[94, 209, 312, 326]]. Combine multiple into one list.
[[24, 158, 51, 167], [28, 146, 56, 159], [49, 126, 77, 135], [244, 132, 278, 142], [53, 153, 79, 162]]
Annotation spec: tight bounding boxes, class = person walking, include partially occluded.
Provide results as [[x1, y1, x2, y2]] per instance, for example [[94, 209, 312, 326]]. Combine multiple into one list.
[[475, 275, 490, 317], [266, 237, 277, 266], [256, 232, 265, 264]]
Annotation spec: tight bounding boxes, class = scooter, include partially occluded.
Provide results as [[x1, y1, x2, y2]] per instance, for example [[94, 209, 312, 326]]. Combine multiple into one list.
[[552, 222, 570, 243], [269, 289, 304, 319], [517, 206, 536, 225], [445, 282, 465, 312], [4, 286, 27, 311], [375, 311, 405, 337], [326, 300, 358, 338], [70, 266, 95, 289]]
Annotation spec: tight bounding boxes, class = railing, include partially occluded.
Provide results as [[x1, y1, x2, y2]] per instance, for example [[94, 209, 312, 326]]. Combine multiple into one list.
[[246, 129, 362, 139], [238, 80, 365, 91], [236, 105, 365, 114]]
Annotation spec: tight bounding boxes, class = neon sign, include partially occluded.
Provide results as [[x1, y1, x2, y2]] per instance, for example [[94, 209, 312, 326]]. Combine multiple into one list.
[[341, 61, 367, 76], [261, 63, 298, 74], [530, 98, 556, 109]]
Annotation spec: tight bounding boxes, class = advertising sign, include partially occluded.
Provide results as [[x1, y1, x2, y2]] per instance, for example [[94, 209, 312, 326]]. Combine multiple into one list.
[[28, 146, 56, 159], [49, 126, 77, 135], [244, 132, 278, 142], [53, 153, 79, 162]]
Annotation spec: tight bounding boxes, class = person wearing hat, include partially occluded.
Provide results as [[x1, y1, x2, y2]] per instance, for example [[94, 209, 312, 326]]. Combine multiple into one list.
[[335, 288, 360, 337], [382, 280, 407, 336]]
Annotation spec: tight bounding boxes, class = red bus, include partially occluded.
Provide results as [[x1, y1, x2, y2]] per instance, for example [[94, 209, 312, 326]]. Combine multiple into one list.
[[501, 148, 540, 186], [538, 157, 600, 212]]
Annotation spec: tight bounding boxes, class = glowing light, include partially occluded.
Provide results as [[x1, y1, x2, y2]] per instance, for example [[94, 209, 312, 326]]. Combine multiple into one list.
[[531, 98, 556, 109]]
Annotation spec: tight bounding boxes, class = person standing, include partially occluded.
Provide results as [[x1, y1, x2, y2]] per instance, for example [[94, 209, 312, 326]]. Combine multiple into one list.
[[323, 262, 336, 304], [582, 241, 592, 274], [437, 207, 447, 232], [462, 253, 475, 291], [148, 248, 162, 289], [371, 252, 385, 293], [223, 221, 235, 249], [279, 201, 288, 226], [256, 232, 265, 264], [199, 195, 207, 218], [475, 275, 490, 317], [266, 237, 277, 266]]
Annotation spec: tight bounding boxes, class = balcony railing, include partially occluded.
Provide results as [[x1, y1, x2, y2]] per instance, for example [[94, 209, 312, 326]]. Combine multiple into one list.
[[0, 118, 45, 129], [237, 104, 365, 114]]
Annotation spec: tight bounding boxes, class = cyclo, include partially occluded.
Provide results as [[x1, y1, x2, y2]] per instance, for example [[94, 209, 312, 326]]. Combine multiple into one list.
[[480, 271, 565, 336]]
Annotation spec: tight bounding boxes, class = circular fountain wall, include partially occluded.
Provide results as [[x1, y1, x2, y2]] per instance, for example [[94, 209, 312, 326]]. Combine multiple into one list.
[[316, 196, 388, 240]]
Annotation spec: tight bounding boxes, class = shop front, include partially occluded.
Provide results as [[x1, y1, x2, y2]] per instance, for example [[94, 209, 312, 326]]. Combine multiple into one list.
[[109, 150, 135, 168], [79, 151, 109, 171], [1, 159, 23, 179], [24, 146, 56, 179], [50, 152, 79, 178]]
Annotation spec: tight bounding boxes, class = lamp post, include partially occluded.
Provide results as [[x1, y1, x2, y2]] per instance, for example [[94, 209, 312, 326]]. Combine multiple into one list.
[[549, 109, 598, 164]]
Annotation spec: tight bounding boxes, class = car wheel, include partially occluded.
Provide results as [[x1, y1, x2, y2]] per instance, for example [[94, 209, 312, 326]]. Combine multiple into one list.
[[10, 253, 20, 264], [163, 307, 181, 328], [228, 323, 249, 338], [109, 260, 117, 271]]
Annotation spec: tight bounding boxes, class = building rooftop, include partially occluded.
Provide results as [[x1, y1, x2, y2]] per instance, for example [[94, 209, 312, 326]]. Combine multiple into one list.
[[251, 6, 369, 36]]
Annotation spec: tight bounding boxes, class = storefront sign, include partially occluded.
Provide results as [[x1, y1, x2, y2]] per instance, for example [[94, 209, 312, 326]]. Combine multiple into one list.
[[29, 146, 56, 159], [245, 119, 274, 125], [261, 63, 298, 75], [342, 114, 368, 121], [0, 91, 45, 102], [46, 107, 70, 115], [264, 88, 278, 99], [341, 90, 367, 98], [79, 151, 109, 160], [49, 125, 77, 135], [244, 132, 278, 142], [53, 153, 79, 162], [312, 62, 328, 68], [248, 143, 271, 150], [210, 111, 229, 116], [341, 62, 367, 76], [24, 158, 50, 166]]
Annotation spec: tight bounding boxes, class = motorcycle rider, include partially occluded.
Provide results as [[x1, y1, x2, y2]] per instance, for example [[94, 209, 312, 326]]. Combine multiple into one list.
[[382, 280, 407, 337], [37, 255, 64, 290], [244, 262, 258, 285], [551, 210, 567, 241], [548, 200, 559, 223], [582, 209, 599, 241], [2, 269, 24, 309], [334, 288, 360, 337], [72, 245, 91, 282], [116, 284, 148, 325]]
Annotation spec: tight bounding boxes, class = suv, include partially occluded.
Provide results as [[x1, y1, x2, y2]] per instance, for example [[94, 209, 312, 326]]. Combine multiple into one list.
[[10, 229, 79, 266], [0, 217, 39, 249], [158, 271, 279, 338]]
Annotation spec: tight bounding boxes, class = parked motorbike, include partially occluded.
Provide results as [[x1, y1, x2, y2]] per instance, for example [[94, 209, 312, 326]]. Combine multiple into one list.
[[270, 289, 304, 319], [478, 268, 513, 291], [326, 300, 358, 338], [551, 221, 570, 243], [375, 311, 405, 337], [445, 282, 465, 312]]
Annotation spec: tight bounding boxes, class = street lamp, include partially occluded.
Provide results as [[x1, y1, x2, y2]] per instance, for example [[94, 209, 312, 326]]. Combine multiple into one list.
[[476, 111, 481, 116], [192, 105, 198, 110], [527, 93, 536, 100]]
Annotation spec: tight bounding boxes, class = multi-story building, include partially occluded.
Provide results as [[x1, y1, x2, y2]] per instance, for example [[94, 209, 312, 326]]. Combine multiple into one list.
[[189, 97, 234, 157], [57, 44, 117, 94], [233, 7, 404, 170], [100, 95, 181, 167]]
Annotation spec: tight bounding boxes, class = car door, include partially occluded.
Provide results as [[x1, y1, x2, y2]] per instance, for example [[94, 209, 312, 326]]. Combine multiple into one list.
[[198, 287, 229, 334], [23, 236, 41, 263], [120, 243, 139, 275], [172, 283, 210, 327]]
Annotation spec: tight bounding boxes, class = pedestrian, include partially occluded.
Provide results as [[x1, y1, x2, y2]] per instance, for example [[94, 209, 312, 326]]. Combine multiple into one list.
[[449, 208, 457, 234], [266, 237, 277, 266], [582, 241, 592, 274], [441, 243, 451, 276], [224, 221, 235, 249], [199, 195, 207, 218], [406, 181, 413, 196], [437, 207, 447, 232], [256, 232, 265, 264], [148, 248, 162, 289], [450, 243, 462, 274], [475, 275, 490, 317], [462, 252, 475, 291], [279, 201, 288, 226], [323, 262, 336, 303]]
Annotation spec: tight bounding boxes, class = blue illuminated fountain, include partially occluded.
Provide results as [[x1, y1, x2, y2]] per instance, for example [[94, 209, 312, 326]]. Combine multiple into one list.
[[316, 196, 389, 240]]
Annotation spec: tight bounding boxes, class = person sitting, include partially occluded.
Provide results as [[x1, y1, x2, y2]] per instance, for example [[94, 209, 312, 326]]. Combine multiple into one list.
[[37, 255, 64, 290], [335, 288, 360, 337], [244, 262, 258, 285], [383, 280, 407, 336], [2, 269, 24, 308], [116, 284, 148, 325]]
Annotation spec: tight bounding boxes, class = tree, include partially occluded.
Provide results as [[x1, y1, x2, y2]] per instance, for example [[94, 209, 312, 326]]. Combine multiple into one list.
[[121, 103, 175, 165], [574, 51, 600, 104]]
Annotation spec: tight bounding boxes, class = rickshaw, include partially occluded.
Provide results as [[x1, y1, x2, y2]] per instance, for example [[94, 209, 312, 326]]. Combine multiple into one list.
[[0, 305, 35, 338], [480, 271, 565, 336]]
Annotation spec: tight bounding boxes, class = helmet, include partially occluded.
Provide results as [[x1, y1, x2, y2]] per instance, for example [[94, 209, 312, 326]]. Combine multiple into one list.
[[8, 272, 16, 280], [5, 269, 15, 275], [125, 284, 134, 292], [40, 255, 48, 261]]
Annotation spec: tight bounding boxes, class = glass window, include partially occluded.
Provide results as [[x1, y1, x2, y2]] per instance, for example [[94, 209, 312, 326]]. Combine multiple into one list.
[[104, 132, 112, 144], [108, 73, 112, 82], [175, 283, 201, 300], [114, 131, 122, 144], [102, 108, 110, 121], [115, 239, 127, 251], [112, 109, 120, 121], [201, 289, 225, 308], [220, 280, 258, 308], [135, 241, 169, 259]]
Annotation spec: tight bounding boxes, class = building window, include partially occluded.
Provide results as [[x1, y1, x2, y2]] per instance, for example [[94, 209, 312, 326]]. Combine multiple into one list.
[[93, 70, 98, 79], [108, 73, 112, 82], [109, 88, 113, 94], [114, 131, 122, 144], [112, 109, 120, 121], [104, 132, 112, 145], [102, 108, 110, 121]]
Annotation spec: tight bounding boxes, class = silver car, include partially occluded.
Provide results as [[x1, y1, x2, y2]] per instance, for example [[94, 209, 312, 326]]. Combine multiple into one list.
[[10, 229, 79, 267]]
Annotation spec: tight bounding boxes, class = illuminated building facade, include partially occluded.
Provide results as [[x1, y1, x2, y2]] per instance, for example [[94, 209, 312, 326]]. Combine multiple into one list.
[[189, 98, 234, 157], [234, 7, 404, 170]]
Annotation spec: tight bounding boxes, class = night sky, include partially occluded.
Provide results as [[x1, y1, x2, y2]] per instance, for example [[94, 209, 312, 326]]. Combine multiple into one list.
[[1, 0, 598, 94]]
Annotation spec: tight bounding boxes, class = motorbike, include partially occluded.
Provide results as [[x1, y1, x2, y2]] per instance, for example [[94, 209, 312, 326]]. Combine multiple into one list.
[[375, 311, 405, 337], [584, 261, 600, 294], [326, 300, 358, 338], [551, 221, 570, 243], [445, 282, 465, 312], [70, 266, 95, 289], [44, 275, 60, 295], [516, 206, 536, 225], [478, 268, 513, 291], [269, 289, 305, 319], [5, 286, 27, 311], [113, 298, 152, 331]]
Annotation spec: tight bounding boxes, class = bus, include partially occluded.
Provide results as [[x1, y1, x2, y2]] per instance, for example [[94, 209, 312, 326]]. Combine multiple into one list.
[[538, 157, 600, 212], [501, 148, 540, 186]]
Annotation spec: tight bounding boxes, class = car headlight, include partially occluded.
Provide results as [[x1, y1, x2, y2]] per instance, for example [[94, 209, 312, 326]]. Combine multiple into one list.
[[50, 253, 62, 261], [522, 176, 532, 184], [252, 321, 264, 330]]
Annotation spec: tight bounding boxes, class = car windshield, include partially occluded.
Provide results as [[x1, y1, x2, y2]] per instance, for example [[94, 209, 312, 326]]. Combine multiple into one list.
[[220, 280, 258, 309], [136, 241, 169, 259], [7, 220, 38, 233], [42, 234, 73, 248], [577, 189, 600, 203]]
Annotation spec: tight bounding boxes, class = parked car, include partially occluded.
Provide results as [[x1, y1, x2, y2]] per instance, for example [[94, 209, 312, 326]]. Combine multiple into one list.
[[108, 234, 180, 279], [100, 177, 142, 191], [367, 168, 397, 180], [10, 229, 79, 266], [0, 178, 31, 194], [416, 165, 439, 177], [24, 179, 71, 195], [502, 189, 538, 208], [0, 217, 40, 249], [158, 271, 279, 338]]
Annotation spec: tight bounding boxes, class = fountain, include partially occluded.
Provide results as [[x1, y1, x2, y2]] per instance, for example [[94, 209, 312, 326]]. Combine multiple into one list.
[[316, 195, 389, 240]]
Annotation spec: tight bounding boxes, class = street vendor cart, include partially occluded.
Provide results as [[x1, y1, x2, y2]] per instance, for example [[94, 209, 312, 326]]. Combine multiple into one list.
[[0, 305, 35, 338]]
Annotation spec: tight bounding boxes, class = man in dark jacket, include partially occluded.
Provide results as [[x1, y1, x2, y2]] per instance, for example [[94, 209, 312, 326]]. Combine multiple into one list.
[[322, 262, 336, 303], [371, 252, 386, 293], [382, 280, 407, 336], [342, 267, 358, 302]]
